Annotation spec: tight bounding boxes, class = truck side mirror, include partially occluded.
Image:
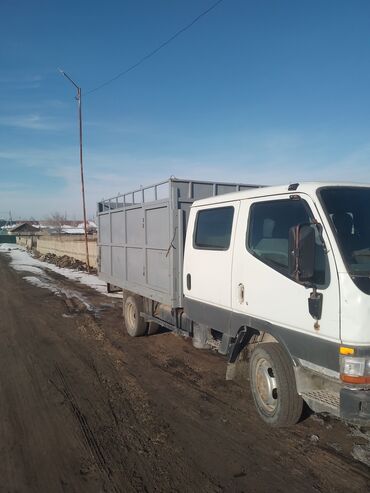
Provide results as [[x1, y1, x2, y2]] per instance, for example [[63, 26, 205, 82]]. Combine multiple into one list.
[[289, 224, 316, 284]]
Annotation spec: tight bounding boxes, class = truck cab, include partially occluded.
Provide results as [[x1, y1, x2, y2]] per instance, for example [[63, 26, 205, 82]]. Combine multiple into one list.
[[183, 183, 370, 426]]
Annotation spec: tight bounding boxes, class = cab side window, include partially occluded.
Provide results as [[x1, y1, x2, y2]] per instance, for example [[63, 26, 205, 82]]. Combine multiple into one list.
[[248, 200, 310, 270], [247, 199, 326, 284]]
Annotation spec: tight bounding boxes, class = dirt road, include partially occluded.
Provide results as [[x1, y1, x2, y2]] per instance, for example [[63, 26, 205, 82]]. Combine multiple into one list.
[[0, 250, 369, 493]]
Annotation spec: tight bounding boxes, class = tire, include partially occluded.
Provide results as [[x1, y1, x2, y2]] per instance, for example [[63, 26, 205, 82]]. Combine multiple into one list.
[[249, 343, 303, 427], [123, 295, 147, 337]]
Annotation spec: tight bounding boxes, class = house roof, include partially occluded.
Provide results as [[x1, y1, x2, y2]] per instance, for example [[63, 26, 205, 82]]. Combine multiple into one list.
[[10, 223, 39, 233]]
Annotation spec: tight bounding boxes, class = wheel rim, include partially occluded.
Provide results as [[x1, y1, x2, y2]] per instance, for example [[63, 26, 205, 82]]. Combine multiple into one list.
[[126, 301, 137, 330], [254, 357, 278, 415]]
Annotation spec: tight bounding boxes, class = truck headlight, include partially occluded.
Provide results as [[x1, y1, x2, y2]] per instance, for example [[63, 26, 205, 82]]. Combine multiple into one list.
[[340, 355, 370, 384]]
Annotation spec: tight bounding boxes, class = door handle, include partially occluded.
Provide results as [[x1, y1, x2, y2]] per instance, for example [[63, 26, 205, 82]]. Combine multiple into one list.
[[186, 273, 191, 290], [238, 283, 244, 304]]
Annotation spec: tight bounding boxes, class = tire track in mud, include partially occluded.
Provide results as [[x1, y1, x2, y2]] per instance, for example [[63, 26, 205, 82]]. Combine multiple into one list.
[[50, 364, 121, 493], [65, 312, 222, 492]]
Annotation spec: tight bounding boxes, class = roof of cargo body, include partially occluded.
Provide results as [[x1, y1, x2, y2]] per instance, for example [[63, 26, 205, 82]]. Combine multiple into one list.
[[97, 177, 264, 212], [191, 182, 370, 207]]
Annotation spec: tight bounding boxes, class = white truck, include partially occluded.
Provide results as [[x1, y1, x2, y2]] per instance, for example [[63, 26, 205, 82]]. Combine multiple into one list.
[[98, 178, 370, 427]]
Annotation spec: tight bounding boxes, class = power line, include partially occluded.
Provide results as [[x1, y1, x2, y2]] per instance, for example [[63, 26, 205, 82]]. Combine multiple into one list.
[[86, 0, 225, 96]]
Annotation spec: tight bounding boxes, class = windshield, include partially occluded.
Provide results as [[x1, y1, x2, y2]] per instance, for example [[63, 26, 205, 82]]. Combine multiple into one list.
[[319, 187, 370, 279]]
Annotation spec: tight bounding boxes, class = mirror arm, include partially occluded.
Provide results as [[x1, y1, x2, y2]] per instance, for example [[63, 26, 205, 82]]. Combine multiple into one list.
[[308, 286, 323, 321], [310, 219, 328, 254]]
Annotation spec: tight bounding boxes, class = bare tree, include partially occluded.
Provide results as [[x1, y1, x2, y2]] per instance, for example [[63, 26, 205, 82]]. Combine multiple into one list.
[[46, 212, 67, 233]]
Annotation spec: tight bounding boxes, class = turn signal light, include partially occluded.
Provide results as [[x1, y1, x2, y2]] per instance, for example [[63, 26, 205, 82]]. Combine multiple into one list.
[[340, 354, 370, 384], [339, 346, 354, 355], [340, 375, 370, 384]]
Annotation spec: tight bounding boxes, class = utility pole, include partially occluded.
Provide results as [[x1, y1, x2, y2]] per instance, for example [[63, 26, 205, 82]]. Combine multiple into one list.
[[59, 69, 90, 270]]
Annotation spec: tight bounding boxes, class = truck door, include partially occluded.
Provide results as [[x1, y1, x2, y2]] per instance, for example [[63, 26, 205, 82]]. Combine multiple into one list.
[[183, 200, 240, 317], [231, 194, 341, 371]]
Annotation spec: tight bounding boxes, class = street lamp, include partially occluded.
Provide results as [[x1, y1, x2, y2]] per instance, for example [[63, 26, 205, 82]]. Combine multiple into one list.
[[59, 69, 90, 271]]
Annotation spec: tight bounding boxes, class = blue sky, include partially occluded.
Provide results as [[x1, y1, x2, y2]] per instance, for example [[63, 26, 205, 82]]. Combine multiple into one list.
[[1, 0, 370, 219]]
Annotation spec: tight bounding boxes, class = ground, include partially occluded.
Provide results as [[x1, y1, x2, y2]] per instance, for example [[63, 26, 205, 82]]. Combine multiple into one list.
[[0, 248, 369, 493]]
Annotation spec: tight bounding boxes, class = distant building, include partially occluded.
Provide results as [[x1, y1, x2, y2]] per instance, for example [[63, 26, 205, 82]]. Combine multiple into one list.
[[58, 221, 94, 235], [77, 220, 97, 233], [61, 227, 85, 235], [9, 223, 40, 235]]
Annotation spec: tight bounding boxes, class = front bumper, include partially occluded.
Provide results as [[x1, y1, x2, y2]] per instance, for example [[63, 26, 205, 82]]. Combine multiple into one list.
[[340, 387, 370, 425]]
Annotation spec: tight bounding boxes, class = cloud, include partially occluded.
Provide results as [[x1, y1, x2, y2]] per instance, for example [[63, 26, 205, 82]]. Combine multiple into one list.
[[0, 113, 64, 131], [0, 74, 42, 84], [0, 147, 76, 169], [0, 73, 43, 90], [84, 118, 158, 137], [1, 130, 370, 218]]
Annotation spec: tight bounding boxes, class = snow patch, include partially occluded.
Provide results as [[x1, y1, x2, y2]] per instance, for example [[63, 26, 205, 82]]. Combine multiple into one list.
[[0, 244, 120, 298], [12, 264, 45, 275], [23, 276, 58, 292], [23, 275, 94, 312]]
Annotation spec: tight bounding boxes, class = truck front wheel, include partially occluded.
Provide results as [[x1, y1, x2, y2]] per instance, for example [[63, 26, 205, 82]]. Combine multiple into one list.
[[124, 295, 147, 337], [249, 343, 303, 427]]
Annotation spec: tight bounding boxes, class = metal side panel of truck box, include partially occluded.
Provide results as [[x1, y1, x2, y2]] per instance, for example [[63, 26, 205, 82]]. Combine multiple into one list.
[[97, 178, 261, 308]]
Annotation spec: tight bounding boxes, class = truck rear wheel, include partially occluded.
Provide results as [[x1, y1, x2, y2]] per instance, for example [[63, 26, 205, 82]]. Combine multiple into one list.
[[249, 343, 303, 427], [124, 295, 147, 337]]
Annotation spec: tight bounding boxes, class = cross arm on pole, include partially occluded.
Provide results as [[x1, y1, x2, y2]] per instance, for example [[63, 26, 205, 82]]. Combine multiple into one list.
[[58, 68, 80, 91]]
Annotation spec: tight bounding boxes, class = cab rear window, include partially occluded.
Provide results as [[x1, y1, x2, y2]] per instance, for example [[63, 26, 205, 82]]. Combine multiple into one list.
[[194, 207, 234, 250]]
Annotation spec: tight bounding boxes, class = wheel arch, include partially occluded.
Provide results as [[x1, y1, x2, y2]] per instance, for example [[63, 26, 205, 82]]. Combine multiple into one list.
[[229, 324, 299, 369]]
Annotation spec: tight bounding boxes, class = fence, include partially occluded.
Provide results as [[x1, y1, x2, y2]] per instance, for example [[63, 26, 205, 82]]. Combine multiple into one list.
[[0, 234, 16, 244], [16, 234, 98, 268], [16, 236, 37, 248]]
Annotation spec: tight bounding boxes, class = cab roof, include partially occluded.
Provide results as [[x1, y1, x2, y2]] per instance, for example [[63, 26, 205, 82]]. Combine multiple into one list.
[[192, 182, 370, 207]]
